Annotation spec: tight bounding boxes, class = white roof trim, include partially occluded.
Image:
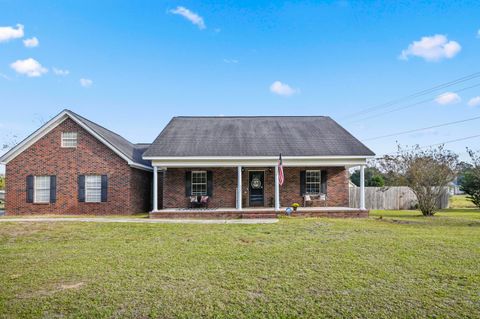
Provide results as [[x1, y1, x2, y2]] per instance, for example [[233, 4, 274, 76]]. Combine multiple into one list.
[[144, 155, 374, 160], [150, 156, 369, 168], [0, 110, 152, 171]]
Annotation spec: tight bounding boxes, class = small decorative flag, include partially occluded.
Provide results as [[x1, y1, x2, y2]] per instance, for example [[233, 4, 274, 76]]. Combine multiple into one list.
[[278, 154, 284, 186]]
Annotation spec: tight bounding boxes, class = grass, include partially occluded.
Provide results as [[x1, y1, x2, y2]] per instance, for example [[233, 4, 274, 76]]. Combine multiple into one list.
[[1, 210, 479, 318], [450, 194, 477, 209], [0, 213, 149, 219]]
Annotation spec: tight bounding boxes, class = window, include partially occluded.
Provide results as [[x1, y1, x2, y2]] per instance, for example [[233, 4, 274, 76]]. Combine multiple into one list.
[[34, 176, 51, 203], [305, 170, 321, 194], [61, 132, 77, 148], [191, 171, 207, 196], [85, 175, 102, 202]]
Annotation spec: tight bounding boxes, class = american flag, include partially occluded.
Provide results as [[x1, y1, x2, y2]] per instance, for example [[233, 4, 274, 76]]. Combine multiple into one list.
[[278, 154, 284, 186]]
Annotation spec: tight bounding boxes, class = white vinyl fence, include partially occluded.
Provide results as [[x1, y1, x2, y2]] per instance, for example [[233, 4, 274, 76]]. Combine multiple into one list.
[[349, 186, 449, 210]]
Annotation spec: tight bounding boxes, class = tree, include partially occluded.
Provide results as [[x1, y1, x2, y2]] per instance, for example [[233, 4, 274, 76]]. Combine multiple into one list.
[[0, 176, 4, 190], [2, 133, 18, 151], [459, 149, 480, 208], [350, 167, 385, 187], [378, 145, 458, 216]]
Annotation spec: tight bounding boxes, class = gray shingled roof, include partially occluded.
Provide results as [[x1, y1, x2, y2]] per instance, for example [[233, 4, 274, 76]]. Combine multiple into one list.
[[68, 110, 151, 167], [143, 116, 375, 157]]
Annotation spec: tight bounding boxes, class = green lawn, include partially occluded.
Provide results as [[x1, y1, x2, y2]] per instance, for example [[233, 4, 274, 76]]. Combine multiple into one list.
[[1, 210, 479, 318], [450, 194, 477, 209]]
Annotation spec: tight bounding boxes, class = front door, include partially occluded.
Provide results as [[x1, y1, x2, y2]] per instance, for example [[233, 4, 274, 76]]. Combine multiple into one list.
[[249, 171, 264, 206]]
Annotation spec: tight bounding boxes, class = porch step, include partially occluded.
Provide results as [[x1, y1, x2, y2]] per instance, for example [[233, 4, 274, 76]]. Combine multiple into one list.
[[241, 212, 278, 219]]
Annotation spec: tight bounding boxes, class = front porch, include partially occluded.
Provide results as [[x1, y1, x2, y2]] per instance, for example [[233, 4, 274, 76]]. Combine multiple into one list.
[[149, 156, 368, 219], [150, 206, 369, 219]]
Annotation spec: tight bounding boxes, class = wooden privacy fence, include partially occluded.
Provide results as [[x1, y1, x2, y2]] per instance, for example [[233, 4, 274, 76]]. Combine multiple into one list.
[[349, 186, 449, 210]]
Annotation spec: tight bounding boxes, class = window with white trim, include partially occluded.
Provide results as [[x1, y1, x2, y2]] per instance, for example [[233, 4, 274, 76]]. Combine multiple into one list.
[[85, 175, 102, 202], [61, 132, 78, 148], [34, 176, 51, 203], [305, 170, 321, 194], [191, 171, 207, 196]]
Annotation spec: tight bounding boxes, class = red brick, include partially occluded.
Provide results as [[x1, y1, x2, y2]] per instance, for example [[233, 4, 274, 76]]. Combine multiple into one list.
[[161, 166, 349, 209], [5, 118, 151, 215]]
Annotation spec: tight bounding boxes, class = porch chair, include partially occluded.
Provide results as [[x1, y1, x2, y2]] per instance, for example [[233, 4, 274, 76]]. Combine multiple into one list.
[[303, 194, 328, 207], [189, 195, 209, 209]]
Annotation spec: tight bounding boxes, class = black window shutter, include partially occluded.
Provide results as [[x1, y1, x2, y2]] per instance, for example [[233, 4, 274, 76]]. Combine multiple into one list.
[[50, 175, 57, 203], [78, 175, 85, 202], [300, 171, 306, 195], [185, 171, 191, 196], [26, 175, 34, 203], [101, 175, 108, 202], [207, 171, 213, 197], [321, 170, 327, 194]]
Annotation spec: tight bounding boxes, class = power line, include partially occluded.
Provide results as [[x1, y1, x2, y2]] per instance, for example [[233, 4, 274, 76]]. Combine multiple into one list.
[[417, 134, 480, 150], [341, 71, 480, 120], [348, 82, 480, 124], [362, 115, 480, 141], [377, 133, 480, 158]]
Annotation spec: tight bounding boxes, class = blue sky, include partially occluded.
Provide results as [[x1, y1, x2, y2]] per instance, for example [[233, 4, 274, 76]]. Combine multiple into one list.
[[1, 0, 480, 172]]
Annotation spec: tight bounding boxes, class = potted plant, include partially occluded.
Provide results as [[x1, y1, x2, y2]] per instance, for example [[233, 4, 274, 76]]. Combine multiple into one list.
[[292, 203, 300, 212]]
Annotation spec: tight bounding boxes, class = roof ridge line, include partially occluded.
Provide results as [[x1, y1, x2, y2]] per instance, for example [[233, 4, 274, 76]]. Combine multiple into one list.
[[173, 115, 329, 119]]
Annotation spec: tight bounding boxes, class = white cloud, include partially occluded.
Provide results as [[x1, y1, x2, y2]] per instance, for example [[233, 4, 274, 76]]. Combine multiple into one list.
[[434, 92, 461, 105], [0, 24, 24, 42], [477, 29, 480, 38], [53, 67, 69, 76], [400, 34, 461, 62], [10, 58, 48, 77], [223, 58, 238, 64], [0, 73, 11, 81], [23, 36, 39, 48], [169, 6, 206, 29], [269, 81, 298, 96], [80, 78, 93, 87], [467, 96, 480, 107]]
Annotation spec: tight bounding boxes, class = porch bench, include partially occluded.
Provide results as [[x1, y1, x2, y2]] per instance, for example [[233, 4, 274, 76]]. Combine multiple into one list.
[[303, 194, 328, 207], [189, 196, 209, 209]]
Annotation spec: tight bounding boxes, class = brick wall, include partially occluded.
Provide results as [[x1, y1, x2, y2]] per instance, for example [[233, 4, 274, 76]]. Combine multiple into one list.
[[5, 118, 151, 215], [163, 168, 237, 208], [281, 167, 349, 207], [129, 168, 152, 213], [162, 166, 349, 208]]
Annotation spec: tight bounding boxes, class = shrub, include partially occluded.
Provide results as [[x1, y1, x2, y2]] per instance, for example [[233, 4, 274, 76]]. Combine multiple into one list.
[[378, 145, 458, 216], [458, 149, 480, 209]]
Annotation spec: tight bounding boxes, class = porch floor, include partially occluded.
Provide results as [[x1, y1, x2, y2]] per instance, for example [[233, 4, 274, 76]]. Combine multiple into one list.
[[150, 207, 369, 219]]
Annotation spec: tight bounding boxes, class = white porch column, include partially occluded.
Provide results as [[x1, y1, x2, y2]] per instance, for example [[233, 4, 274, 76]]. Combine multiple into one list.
[[153, 166, 158, 212], [237, 166, 242, 210], [360, 165, 365, 210], [274, 165, 280, 211]]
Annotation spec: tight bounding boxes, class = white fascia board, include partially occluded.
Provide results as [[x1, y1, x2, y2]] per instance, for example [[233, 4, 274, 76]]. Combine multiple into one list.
[[150, 157, 369, 168], [144, 155, 373, 160], [0, 111, 69, 164], [64, 111, 136, 165], [129, 162, 153, 171], [0, 110, 152, 172]]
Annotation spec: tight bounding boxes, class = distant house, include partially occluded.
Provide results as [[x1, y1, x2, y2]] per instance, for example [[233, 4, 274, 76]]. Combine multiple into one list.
[[0, 111, 374, 218]]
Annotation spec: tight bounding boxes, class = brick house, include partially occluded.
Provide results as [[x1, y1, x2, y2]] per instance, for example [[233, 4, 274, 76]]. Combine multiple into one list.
[[1, 111, 374, 218], [143, 116, 375, 218], [0, 110, 152, 215]]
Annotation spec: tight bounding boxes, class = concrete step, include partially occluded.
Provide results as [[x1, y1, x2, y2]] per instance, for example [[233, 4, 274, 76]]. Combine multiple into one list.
[[241, 213, 277, 219]]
